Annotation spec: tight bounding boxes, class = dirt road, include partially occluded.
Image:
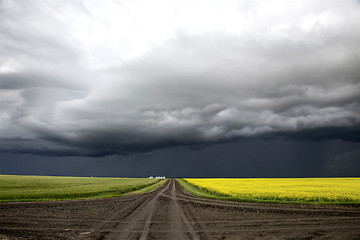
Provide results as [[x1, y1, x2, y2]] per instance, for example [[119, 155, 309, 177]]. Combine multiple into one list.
[[1, 179, 360, 239]]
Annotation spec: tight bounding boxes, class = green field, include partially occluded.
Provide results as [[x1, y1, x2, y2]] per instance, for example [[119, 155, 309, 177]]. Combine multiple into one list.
[[0, 175, 165, 202], [179, 178, 360, 205]]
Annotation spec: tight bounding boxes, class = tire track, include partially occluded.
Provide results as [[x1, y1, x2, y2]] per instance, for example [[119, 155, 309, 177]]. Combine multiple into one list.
[[169, 179, 200, 240], [182, 205, 211, 240], [104, 179, 171, 240]]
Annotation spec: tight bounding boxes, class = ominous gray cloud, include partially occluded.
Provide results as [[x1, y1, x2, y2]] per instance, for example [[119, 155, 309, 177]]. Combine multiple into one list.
[[325, 148, 360, 176], [1, 139, 359, 177], [1, 0, 360, 156]]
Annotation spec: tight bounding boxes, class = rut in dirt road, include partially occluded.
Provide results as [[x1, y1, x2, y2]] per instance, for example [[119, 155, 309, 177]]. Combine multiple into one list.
[[102, 179, 169, 240], [168, 179, 199, 240], [104, 179, 200, 240], [0, 179, 360, 239]]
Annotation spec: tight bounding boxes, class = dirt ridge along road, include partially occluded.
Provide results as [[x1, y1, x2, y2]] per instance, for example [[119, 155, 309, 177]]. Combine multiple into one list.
[[0, 179, 360, 239]]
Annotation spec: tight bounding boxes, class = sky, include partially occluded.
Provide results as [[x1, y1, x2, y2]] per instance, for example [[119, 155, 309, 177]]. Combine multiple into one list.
[[0, 0, 359, 177]]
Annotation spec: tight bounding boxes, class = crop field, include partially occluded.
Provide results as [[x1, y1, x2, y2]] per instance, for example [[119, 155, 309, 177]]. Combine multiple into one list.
[[184, 178, 360, 205], [0, 175, 163, 202]]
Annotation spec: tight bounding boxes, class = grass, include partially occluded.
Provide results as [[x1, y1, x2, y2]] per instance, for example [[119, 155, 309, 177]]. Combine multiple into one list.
[[177, 179, 220, 198], [0, 175, 165, 202], [127, 179, 167, 195], [180, 178, 360, 206]]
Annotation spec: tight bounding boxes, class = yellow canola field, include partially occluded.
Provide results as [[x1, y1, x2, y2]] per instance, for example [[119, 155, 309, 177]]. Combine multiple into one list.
[[184, 178, 360, 204]]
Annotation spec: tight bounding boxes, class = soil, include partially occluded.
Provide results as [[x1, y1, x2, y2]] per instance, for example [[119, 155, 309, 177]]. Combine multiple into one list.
[[0, 179, 360, 239]]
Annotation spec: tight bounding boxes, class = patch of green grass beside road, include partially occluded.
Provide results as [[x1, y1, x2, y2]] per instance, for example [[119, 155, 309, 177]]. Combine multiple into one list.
[[127, 178, 168, 195], [0, 175, 164, 202], [177, 178, 220, 198]]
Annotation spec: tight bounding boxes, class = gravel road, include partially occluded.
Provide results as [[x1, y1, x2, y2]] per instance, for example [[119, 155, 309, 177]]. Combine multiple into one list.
[[1, 179, 360, 239]]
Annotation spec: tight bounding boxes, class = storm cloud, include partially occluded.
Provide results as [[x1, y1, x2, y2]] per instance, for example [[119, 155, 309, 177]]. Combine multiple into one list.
[[1, 0, 360, 156]]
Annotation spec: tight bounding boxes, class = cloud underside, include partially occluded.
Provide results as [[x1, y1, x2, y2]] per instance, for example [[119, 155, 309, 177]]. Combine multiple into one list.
[[0, 0, 360, 156]]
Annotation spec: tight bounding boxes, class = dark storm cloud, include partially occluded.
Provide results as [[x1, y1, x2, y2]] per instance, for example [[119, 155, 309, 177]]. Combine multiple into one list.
[[1, 139, 359, 177], [325, 147, 360, 176], [0, 0, 360, 156]]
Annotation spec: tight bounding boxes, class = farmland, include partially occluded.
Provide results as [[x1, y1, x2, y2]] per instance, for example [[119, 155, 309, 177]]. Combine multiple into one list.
[[0, 179, 360, 239], [0, 175, 164, 202], [183, 178, 360, 205]]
